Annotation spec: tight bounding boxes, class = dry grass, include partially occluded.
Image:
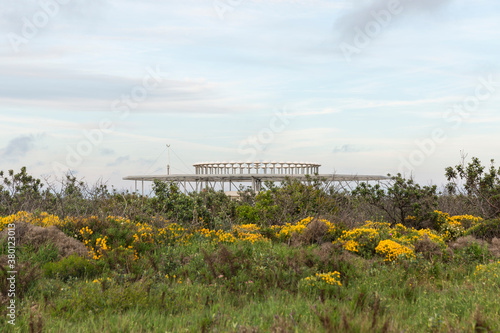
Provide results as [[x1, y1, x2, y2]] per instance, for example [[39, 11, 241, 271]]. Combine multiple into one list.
[[414, 235, 442, 259], [449, 236, 486, 251], [0, 222, 88, 259], [295, 219, 330, 245], [488, 238, 500, 258]]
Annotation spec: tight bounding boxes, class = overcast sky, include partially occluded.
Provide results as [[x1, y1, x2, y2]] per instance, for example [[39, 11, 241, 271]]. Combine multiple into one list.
[[1, 0, 499, 192]]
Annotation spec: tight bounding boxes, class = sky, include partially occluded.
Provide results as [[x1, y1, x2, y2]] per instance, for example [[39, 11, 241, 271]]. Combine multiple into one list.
[[0, 0, 499, 193]]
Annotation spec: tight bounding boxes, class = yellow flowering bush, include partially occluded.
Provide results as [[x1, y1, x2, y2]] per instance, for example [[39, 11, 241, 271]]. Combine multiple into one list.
[[343, 240, 360, 253], [82, 236, 111, 260], [233, 224, 268, 243], [156, 223, 192, 245], [474, 261, 500, 283], [0, 211, 31, 231], [275, 217, 337, 241], [432, 210, 483, 241], [376, 239, 415, 262], [415, 229, 446, 249], [299, 271, 342, 295], [362, 221, 392, 232], [277, 217, 313, 239], [132, 222, 154, 244], [92, 277, 112, 283], [0, 211, 64, 231], [377, 222, 446, 252], [199, 228, 236, 244], [336, 226, 381, 256]]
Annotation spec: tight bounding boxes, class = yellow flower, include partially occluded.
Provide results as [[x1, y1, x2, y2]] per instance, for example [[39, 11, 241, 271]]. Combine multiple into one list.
[[376, 239, 415, 262]]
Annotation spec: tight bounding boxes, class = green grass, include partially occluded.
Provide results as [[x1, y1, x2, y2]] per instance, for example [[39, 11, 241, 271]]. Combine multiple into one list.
[[2, 236, 499, 333]]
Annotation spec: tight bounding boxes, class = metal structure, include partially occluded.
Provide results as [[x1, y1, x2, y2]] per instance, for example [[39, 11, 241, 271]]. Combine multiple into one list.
[[193, 161, 320, 175], [124, 160, 389, 195], [166, 144, 171, 175]]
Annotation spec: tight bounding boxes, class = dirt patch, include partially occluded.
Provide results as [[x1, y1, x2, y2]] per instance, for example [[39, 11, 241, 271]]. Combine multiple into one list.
[[0, 222, 88, 259]]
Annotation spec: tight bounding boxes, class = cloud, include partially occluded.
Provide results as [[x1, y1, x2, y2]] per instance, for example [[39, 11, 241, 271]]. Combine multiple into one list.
[[333, 0, 453, 44], [288, 107, 341, 117], [100, 147, 115, 156], [0, 64, 261, 114], [332, 144, 364, 154], [0, 0, 108, 33], [1, 135, 36, 159], [106, 155, 130, 167]]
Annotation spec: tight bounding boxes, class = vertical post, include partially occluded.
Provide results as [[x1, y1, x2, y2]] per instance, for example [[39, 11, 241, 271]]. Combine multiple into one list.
[[166, 144, 171, 175]]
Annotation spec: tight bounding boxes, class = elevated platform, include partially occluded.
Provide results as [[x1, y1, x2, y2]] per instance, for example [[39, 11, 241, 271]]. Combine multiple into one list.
[[123, 174, 388, 182], [123, 173, 389, 194]]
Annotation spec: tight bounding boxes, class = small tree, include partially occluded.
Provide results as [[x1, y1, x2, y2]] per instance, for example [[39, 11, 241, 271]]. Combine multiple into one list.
[[0, 167, 44, 214], [237, 177, 339, 226], [445, 156, 500, 218], [352, 173, 438, 228]]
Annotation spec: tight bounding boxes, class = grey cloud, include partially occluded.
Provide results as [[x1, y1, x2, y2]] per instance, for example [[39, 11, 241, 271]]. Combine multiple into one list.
[[0, 66, 137, 101], [0, 0, 108, 32], [333, 0, 452, 43], [332, 144, 362, 154], [0, 64, 254, 114], [100, 147, 115, 156], [0, 0, 42, 32], [107, 155, 130, 167], [2, 135, 36, 158]]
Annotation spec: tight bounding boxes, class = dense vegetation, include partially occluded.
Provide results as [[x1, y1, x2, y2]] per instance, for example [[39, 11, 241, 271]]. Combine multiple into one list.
[[1, 156, 500, 332]]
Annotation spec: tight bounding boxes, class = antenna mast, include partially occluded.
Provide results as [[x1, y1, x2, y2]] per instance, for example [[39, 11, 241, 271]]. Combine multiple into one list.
[[166, 144, 171, 175]]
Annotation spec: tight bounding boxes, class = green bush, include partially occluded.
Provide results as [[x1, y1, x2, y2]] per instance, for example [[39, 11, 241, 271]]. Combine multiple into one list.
[[452, 241, 490, 264], [465, 218, 500, 241], [445, 156, 500, 218], [149, 181, 237, 228], [352, 173, 438, 228], [239, 178, 338, 226], [23, 242, 59, 266], [236, 204, 260, 224], [43, 254, 99, 281]]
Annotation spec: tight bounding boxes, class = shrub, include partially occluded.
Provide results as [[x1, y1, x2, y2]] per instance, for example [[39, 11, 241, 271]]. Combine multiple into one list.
[[298, 271, 342, 296], [0, 261, 40, 299], [414, 235, 442, 260], [149, 181, 237, 229], [236, 205, 260, 225], [375, 239, 415, 262], [242, 178, 338, 227], [450, 236, 490, 264], [21, 242, 59, 266], [445, 156, 500, 218], [465, 218, 500, 241], [336, 223, 385, 258], [474, 261, 500, 283], [352, 173, 438, 228], [297, 219, 330, 245], [43, 254, 99, 281], [0, 167, 45, 215], [275, 217, 338, 245]]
